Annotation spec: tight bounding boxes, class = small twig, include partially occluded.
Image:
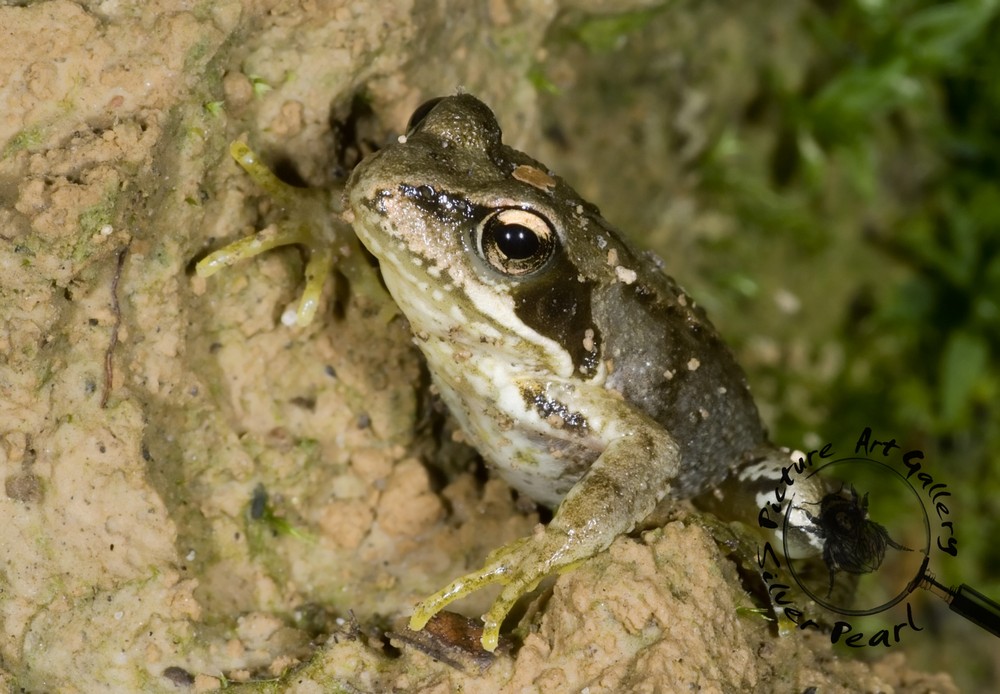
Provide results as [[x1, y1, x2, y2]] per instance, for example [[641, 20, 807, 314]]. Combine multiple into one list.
[[101, 245, 128, 408]]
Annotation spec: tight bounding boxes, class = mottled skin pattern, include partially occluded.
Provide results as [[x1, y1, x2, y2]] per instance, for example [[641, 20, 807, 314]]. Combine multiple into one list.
[[345, 95, 771, 650], [197, 93, 828, 652]]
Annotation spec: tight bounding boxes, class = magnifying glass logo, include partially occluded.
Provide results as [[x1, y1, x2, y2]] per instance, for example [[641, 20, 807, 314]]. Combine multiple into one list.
[[781, 458, 1000, 636]]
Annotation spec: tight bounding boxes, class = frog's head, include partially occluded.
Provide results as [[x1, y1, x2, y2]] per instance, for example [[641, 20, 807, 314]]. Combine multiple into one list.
[[346, 94, 612, 380]]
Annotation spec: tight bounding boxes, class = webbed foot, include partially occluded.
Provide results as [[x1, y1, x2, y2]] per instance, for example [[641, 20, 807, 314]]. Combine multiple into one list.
[[410, 529, 583, 652], [197, 141, 387, 326]]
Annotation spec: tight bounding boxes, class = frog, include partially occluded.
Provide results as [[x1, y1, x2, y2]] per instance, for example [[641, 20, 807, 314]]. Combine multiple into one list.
[[198, 93, 829, 653]]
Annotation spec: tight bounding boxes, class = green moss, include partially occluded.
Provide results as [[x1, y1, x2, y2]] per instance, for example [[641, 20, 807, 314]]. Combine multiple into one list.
[[73, 188, 121, 262], [204, 100, 225, 117], [248, 74, 273, 97], [246, 483, 314, 546], [2, 124, 46, 159], [184, 38, 213, 72], [77, 189, 118, 237]]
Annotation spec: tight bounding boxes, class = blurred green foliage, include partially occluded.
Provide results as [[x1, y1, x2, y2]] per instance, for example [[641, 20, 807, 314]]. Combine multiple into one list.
[[566, 5, 670, 53], [699, 2, 1000, 682], [705, 0, 1000, 575], [800, 0, 997, 433]]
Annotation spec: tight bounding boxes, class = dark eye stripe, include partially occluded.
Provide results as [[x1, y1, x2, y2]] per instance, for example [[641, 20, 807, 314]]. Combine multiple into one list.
[[510, 250, 602, 378], [396, 182, 602, 377]]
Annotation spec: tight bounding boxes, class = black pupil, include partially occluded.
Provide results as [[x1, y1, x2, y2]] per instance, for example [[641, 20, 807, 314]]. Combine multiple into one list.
[[495, 224, 540, 260]]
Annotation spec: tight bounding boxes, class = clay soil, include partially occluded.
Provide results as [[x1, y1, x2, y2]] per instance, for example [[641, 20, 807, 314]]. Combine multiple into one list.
[[0, 2, 958, 692]]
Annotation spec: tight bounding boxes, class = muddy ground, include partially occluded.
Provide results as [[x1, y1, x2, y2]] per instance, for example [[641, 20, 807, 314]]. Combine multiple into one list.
[[0, 1, 961, 691]]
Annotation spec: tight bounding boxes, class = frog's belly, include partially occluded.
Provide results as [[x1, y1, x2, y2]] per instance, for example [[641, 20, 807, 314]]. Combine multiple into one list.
[[468, 416, 599, 508], [428, 362, 603, 509]]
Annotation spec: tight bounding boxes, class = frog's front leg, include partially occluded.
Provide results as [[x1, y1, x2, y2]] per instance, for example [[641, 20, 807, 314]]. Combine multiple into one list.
[[410, 415, 681, 652], [196, 142, 346, 326], [197, 142, 391, 327]]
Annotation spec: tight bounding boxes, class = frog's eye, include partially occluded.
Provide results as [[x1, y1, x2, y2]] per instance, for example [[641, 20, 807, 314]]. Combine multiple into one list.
[[407, 97, 446, 133], [477, 208, 557, 277]]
